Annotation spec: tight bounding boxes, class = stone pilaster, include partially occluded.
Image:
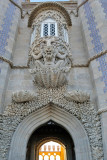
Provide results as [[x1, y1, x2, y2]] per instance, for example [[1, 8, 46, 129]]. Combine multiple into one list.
[[78, 0, 107, 158], [0, 0, 21, 113]]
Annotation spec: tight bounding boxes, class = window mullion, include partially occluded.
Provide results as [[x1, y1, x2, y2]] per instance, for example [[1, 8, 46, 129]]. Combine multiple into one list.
[[55, 23, 57, 36], [41, 23, 43, 37], [48, 23, 50, 36]]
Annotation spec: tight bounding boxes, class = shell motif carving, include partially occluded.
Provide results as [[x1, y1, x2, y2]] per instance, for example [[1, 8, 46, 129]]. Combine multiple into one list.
[[64, 90, 90, 103], [12, 91, 36, 103], [29, 37, 72, 88]]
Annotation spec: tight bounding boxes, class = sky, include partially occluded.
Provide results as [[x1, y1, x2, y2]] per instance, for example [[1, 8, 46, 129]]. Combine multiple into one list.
[[30, 0, 69, 2]]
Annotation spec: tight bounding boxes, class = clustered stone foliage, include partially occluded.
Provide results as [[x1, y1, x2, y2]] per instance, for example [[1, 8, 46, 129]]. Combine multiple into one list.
[[0, 7, 104, 160], [0, 86, 104, 160]]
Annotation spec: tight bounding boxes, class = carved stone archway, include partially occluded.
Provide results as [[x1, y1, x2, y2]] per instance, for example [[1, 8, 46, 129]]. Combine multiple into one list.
[[8, 105, 92, 160], [28, 2, 72, 27]]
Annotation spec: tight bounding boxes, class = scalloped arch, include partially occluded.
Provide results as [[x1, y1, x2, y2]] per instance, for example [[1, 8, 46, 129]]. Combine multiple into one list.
[[28, 2, 72, 27]]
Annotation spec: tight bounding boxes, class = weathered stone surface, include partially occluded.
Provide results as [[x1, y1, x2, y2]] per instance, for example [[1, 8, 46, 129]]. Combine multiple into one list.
[[0, 1, 106, 160], [1, 86, 103, 160], [64, 90, 90, 103], [12, 90, 36, 103]]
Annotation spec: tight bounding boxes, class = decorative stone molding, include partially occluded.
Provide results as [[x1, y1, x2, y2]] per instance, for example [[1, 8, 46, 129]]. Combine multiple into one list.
[[72, 50, 107, 68], [12, 91, 36, 103], [77, 0, 89, 12], [28, 2, 72, 27], [32, 10, 66, 28], [0, 55, 29, 69], [8, 106, 92, 160], [70, 0, 90, 17], [1, 86, 103, 160], [0, 56, 13, 67], [9, 0, 23, 18], [0, 50, 106, 70], [29, 37, 72, 88], [64, 90, 90, 103], [0, 50, 106, 69], [98, 108, 107, 115]]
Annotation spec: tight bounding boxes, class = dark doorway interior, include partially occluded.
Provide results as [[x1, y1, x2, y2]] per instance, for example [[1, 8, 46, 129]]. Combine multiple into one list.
[[26, 120, 75, 160]]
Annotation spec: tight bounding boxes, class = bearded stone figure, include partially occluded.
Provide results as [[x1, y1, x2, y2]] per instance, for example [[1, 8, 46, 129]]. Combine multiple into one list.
[[29, 37, 72, 88]]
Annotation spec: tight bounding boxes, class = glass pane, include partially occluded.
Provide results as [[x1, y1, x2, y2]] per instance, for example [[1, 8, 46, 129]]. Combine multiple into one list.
[[50, 155, 54, 160], [43, 24, 48, 36], [50, 24, 55, 36], [56, 155, 60, 160], [44, 155, 49, 160], [39, 155, 43, 160]]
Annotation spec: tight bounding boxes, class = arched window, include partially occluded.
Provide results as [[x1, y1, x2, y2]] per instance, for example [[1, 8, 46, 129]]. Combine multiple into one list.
[[39, 155, 43, 160], [41, 18, 58, 37], [50, 155, 54, 160], [30, 25, 36, 45], [63, 25, 69, 44], [44, 155, 49, 160], [56, 155, 60, 160]]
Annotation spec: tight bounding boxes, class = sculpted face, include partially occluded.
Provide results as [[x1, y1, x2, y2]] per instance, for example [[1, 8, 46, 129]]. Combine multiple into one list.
[[29, 37, 72, 88], [44, 46, 54, 62]]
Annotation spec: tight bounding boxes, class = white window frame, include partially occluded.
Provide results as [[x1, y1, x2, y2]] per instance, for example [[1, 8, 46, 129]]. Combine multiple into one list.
[[63, 27, 69, 44], [30, 26, 36, 45], [41, 18, 58, 37]]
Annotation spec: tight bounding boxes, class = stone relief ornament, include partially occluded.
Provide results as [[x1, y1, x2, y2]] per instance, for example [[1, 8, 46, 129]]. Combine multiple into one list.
[[0, 9, 104, 160], [3, 86, 104, 160], [32, 10, 69, 43], [64, 90, 90, 103], [32, 10, 66, 28], [12, 91, 36, 103], [29, 37, 72, 88]]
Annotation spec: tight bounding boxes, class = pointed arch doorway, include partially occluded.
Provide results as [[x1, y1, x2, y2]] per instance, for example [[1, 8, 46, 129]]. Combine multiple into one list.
[[39, 140, 66, 160], [8, 106, 92, 160], [26, 120, 75, 160]]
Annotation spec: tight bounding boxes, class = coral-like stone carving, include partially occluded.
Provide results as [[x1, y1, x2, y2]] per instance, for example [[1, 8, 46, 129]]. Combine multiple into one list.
[[28, 3, 72, 27], [3, 86, 104, 160], [29, 37, 72, 88], [64, 90, 90, 103], [12, 91, 36, 103]]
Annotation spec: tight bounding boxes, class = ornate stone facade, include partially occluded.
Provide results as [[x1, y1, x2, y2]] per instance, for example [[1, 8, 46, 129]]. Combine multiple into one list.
[[0, 1, 106, 160], [29, 37, 71, 88], [28, 9, 72, 88], [0, 86, 103, 160]]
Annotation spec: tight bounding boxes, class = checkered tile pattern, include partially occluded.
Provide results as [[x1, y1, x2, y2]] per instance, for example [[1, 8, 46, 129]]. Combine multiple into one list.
[[0, 0, 18, 73], [84, 1, 107, 93], [100, 0, 107, 19], [0, 0, 18, 57]]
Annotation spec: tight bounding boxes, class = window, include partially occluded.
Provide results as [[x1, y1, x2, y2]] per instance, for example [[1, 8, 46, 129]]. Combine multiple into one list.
[[63, 26, 69, 44], [41, 18, 57, 37], [30, 26, 36, 45]]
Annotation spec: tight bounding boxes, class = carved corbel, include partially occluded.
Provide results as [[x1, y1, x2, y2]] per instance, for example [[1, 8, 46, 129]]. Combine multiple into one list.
[[64, 90, 90, 103], [12, 91, 36, 103]]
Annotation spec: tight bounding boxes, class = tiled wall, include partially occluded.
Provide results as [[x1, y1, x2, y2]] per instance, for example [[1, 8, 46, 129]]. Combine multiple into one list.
[[0, 0, 18, 58], [100, 0, 107, 19], [0, 0, 20, 112], [83, 0, 107, 93]]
